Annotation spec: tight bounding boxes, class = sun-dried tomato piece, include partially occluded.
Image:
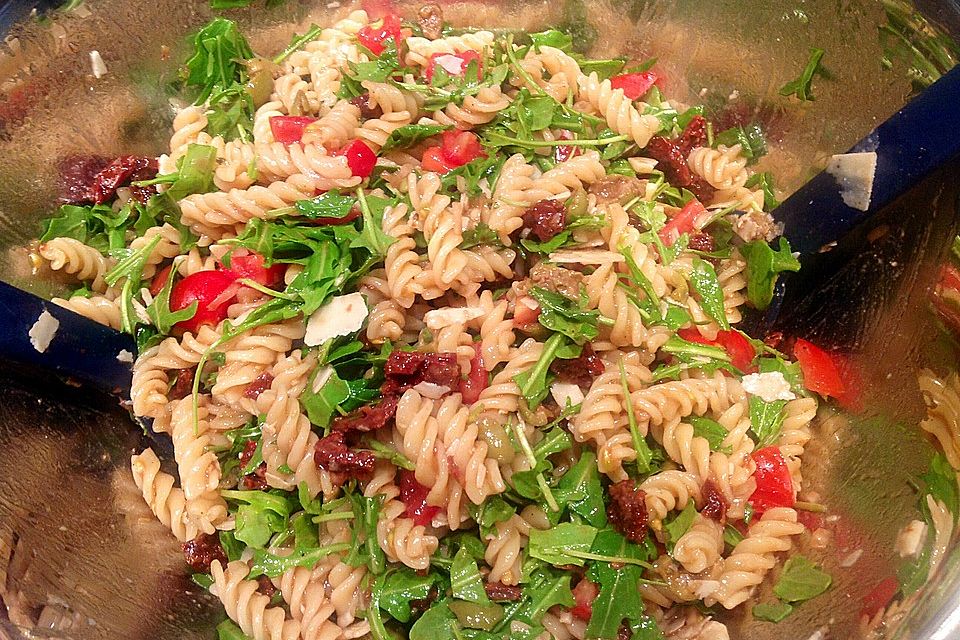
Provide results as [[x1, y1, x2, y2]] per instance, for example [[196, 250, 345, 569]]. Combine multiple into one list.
[[550, 343, 604, 389], [398, 469, 440, 526], [677, 115, 707, 156], [350, 93, 384, 120], [243, 373, 274, 399], [331, 395, 399, 433], [701, 479, 728, 522], [521, 199, 567, 241], [57, 155, 110, 204], [686, 174, 716, 204], [182, 533, 227, 573], [257, 575, 277, 597], [688, 232, 715, 253], [239, 440, 258, 468], [314, 431, 375, 478], [168, 368, 195, 401], [88, 155, 158, 205], [241, 464, 270, 491], [381, 351, 460, 395], [484, 582, 522, 601], [607, 479, 649, 543]]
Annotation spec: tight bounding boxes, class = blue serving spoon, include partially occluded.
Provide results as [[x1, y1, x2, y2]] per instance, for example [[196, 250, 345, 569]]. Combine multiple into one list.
[[3, 65, 960, 392]]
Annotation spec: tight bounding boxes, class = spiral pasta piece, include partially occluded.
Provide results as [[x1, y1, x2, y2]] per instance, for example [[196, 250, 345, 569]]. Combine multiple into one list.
[[363, 461, 438, 570], [38, 237, 114, 292], [672, 513, 724, 574], [687, 145, 748, 190], [212, 560, 302, 640], [577, 72, 661, 147], [169, 396, 228, 532], [130, 448, 199, 543], [433, 85, 509, 129], [404, 31, 495, 67], [52, 294, 122, 329]]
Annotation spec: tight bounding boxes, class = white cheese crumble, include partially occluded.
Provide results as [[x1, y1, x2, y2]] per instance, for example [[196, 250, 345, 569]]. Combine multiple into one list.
[[548, 249, 625, 265], [89, 50, 108, 78], [116, 349, 134, 364], [29, 310, 59, 353], [550, 382, 584, 409], [896, 519, 928, 558], [741, 371, 796, 402], [304, 293, 368, 346], [423, 306, 484, 330], [826, 151, 877, 212]]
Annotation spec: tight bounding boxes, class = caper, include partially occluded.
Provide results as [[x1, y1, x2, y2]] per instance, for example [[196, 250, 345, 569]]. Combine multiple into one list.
[[448, 601, 504, 631], [566, 187, 588, 219], [477, 415, 515, 464]]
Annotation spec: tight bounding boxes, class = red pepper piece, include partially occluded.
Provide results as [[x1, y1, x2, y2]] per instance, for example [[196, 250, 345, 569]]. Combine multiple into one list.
[[398, 469, 440, 526], [571, 579, 599, 621], [677, 327, 755, 371], [609, 70, 658, 100], [333, 139, 377, 178], [170, 270, 240, 334], [440, 129, 484, 164], [860, 577, 899, 620], [356, 13, 404, 56], [270, 116, 319, 144], [149, 264, 173, 297], [793, 338, 846, 399], [425, 50, 482, 82], [749, 447, 795, 517]]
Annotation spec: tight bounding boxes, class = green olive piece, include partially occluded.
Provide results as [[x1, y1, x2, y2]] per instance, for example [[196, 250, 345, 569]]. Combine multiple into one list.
[[476, 415, 515, 464], [447, 601, 504, 631], [245, 58, 280, 107], [566, 188, 588, 219]]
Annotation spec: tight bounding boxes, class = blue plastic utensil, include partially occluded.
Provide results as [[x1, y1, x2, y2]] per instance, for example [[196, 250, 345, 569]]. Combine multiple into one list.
[[0, 279, 135, 396]]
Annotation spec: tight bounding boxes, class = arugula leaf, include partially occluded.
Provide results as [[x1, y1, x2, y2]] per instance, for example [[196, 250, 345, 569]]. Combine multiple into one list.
[[921, 453, 960, 521], [350, 190, 396, 258], [753, 601, 794, 623], [219, 530, 245, 562], [779, 47, 826, 101], [744, 171, 780, 210], [300, 365, 349, 428], [523, 574, 575, 622], [221, 489, 292, 548], [529, 287, 599, 344], [749, 396, 788, 447], [553, 451, 606, 527], [345, 491, 387, 574], [513, 333, 572, 409], [528, 29, 573, 51], [248, 540, 351, 578], [687, 416, 732, 453], [584, 530, 651, 639], [205, 84, 254, 142], [660, 335, 730, 365], [165, 144, 218, 201], [409, 601, 460, 639], [663, 502, 696, 551], [459, 222, 503, 249], [339, 40, 402, 98], [216, 620, 253, 640], [181, 18, 254, 105], [528, 523, 598, 566], [773, 556, 832, 602], [468, 496, 516, 537], [714, 124, 767, 164], [724, 524, 745, 548], [380, 124, 450, 153], [273, 23, 322, 64], [291, 190, 357, 220], [690, 257, 730, 330], [440, 154, 504, 198], [377, 568, 442, 623], [451, 547, 490, 603], [521, 230, 574, 254], [739, 237, 801, 310], [145, 261, 197, 333]]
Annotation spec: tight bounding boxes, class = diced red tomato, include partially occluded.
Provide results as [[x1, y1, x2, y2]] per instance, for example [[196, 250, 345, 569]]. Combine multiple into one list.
[[554, 130, 580, 164], [460, 344, 487, 404], [308, 206, 363, 226], [149, 264, 173, 297], [677, 327, 756, 371], [513, 297, 541, 329], [421, 146, 456, 173], [659, 199, 707, 247], [269, 116, 318, 145], [440, 130, 484, 164], [860, 577, 899, 620], [749, 447, 795, 517], [425, 50, 482, 82], [421, 130, 485, 173], [570, 579, 598, 621], [793, 338, 845, 399], [796, 510, 824, 532], [398, 469, 440, 526], [221, 252, 286, 289], [356, 13, 404, 56], [333, 140, 377, 178], [170, 270, 240, 334], [609, 70, 659, 100]]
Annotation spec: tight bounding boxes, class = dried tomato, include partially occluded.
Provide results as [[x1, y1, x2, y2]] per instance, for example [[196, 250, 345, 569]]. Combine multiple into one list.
[[331, 396, 399, 433], [182, 533, 227, 573], [688, 232, 715, 252], [607, 480, 649, 543], [168, 368, 195, 401], [484, 582, 522, 601], [550, 343, 604, 389], [88, 155, 158, 205], [350, 93, 384, 120], [398, 469, 440, 526], [57, 155, 109, 204], [701, 479, 728, 522], [243, 373, 274, 399], [314, 431, 375, 477], [521, 199, 567, 241], [381, 351, 460, 395]]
